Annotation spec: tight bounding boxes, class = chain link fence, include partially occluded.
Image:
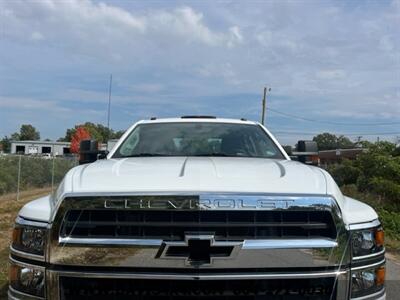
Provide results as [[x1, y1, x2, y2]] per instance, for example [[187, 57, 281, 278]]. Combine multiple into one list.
[[0, 154, 78, 198]]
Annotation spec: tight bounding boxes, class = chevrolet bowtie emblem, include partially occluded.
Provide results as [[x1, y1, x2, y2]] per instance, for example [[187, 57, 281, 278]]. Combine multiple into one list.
[[156, 234, 242, 266]]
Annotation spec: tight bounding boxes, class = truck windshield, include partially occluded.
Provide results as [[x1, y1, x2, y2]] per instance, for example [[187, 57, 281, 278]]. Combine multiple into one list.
[[113, 122, 284, 159]]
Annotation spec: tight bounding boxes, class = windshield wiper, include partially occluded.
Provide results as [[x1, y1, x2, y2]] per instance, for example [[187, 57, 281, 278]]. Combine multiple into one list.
[[193, 153, 230, 157], [125, 153, 170, 157]]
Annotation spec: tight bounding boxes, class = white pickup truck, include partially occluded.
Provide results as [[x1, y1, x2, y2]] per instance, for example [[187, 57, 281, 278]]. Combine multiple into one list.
[[9, 117, 385, 300]]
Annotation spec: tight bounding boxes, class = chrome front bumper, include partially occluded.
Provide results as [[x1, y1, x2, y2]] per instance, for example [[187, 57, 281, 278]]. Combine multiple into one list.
[[8, 265, 386, 300]]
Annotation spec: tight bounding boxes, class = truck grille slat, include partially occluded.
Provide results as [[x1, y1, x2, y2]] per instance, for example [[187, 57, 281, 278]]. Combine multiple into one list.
[[60, 276, 336, 300], [61, 210, 336, 241], [63, 221, 328, 228]]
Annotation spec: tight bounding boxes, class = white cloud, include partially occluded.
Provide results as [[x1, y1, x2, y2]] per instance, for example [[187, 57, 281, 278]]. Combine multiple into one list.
[[316, 70, 347, 80], [149, 7, 222, 46], [1, 1, 242, 50], [379, 35, 395, 52], [227, 26, 243, 47], [30, 31, 44, 41], [0, 0, 399, 141], [0, 96, 70, 113]]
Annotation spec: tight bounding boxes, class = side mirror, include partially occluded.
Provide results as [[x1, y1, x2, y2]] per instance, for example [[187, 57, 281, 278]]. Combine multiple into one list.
[[98, 150, 109, 160], [293, 140, 319, 165], [79, 140, 100, 165], [297, 140, 318, 153]]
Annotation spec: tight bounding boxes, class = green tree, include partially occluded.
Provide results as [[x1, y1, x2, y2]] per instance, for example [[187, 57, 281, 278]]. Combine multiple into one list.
[[327, 159, 360, 186], [18, 124, 40, 140], [10, 132, 20, 140], [113, 130, 125, 139], [393, 146, 400, 157], [326, 140, 400, 204], [60, 123, 124, 142], [355, 141, 400, 202], [0, 136, 11, 153], [313, 133, 354, 150]]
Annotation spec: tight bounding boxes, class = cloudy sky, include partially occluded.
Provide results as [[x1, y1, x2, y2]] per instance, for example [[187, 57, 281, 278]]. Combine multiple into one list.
[[0, 0, 399, 144]]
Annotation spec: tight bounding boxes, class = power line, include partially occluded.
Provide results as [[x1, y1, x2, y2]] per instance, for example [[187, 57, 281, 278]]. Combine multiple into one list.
[[268, 108, 400, 126]]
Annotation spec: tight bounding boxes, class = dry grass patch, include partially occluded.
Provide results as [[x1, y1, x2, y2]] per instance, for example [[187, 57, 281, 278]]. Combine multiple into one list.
[[0, 188, 52, 298]]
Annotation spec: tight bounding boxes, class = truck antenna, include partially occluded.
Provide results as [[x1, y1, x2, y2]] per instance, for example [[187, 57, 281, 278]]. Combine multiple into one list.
[[106, 74, 113, 150]]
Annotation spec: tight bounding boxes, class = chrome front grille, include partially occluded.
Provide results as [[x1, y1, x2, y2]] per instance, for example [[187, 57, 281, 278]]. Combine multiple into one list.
[[49, 195, 348, 269], [60, 209, 337, 241]]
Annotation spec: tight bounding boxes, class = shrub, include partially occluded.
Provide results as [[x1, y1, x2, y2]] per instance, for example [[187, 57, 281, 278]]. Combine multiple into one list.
[[327, 160, 360, 186], [0, 156, 77, 195]]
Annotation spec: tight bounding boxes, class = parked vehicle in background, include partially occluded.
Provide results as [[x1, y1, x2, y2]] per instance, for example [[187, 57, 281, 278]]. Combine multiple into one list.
[[9, 117, 386, 300], [40, 153, 52, 159]]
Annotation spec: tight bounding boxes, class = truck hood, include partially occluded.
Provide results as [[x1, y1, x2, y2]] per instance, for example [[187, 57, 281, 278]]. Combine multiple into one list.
[[68, 157, 327, 195]]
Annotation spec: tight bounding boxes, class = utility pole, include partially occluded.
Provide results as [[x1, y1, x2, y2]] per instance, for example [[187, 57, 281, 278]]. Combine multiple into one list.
[[356, 136, 362, 148], [16, 155, 21, 201], [261, 86, 271, 125]]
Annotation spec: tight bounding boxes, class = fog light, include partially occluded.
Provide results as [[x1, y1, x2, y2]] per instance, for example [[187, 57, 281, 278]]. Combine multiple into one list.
[[352, 269, 375, 292], [9, 263, 45, 297], [351, 266, 385, 298]]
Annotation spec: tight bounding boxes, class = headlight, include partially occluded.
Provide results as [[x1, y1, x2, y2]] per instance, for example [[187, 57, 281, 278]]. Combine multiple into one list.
[[351, 227, 384, 258], [9, 262, 45, 297], [351, 266, 385, 298], [12, 221, 47, 256]]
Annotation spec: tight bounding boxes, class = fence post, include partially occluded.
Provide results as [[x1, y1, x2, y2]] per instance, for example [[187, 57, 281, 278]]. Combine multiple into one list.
[[16, 155, 21, 201], [51, 155, 55, 193]]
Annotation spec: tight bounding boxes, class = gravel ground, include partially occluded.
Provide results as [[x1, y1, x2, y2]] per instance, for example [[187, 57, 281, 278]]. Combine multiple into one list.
[[386, 254, 400, 300]]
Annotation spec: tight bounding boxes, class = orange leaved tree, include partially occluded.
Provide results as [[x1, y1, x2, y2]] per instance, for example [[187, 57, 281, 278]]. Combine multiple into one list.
[[70, 127, 91, 153]]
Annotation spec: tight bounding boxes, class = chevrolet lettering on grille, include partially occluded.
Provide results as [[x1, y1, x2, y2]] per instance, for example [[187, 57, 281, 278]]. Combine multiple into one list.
[[103, 197, 295, 210]]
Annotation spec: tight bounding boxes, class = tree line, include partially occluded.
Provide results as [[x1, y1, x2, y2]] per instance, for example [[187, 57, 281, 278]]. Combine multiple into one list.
[[0, 123, 125, 153]]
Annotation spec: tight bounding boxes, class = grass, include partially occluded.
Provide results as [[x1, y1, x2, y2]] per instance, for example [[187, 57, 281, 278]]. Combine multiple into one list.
[[341, 184, 400, 254], [0, 187, 52, 299]]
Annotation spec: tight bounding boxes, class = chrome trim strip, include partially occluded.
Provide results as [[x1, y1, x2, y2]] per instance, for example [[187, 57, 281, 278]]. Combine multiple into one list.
[[351, 288, 386, 300], [59, 236, 162, 246], [52, 269, 348, 280], [10, 246, 45, 262], [59, 237, 338, 249], [348, 219, 381, 231], [9, 256, 46, 271], [8, 286, 44, 300], [351, 259, 385, 271], [61, 191, 332, 198], [353, 248, 385, 261], [243, 239, 338, 249], [15, 216, 48, 228]]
